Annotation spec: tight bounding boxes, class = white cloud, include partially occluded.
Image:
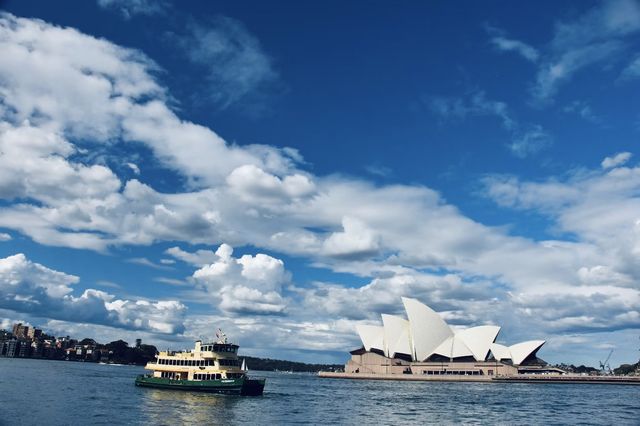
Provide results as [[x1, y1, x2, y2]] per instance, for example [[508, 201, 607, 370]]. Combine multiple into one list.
[[482, 159, 640, 302], [508, 125, 553, 158], [533, 41, 623, 102], [166, 246, 218, 266], [601, 152, 632, 169], [428, 91, 551, 157], [0, 121, 121, 205], [562, 100, 601, 124], [226, 165, 316, 203], [0, 253, 186, 334], [0, 13, 297, 188], [322, 217, 380, 259], [126, 162, 140, 175], [127, 257, 171, 270], [97, 0, 170, 19], [532, 0, 640, 102], [427, 91, 515, 130], [191, 244, 290, 315], [621, 55, 640, 79], [0, 233, 11, 242], [173, 16, 280, 111], [490, 36, 539, 62]]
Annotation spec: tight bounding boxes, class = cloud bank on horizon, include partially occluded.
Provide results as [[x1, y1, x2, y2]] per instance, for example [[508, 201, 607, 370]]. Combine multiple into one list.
[[0, 1, 639, 364]]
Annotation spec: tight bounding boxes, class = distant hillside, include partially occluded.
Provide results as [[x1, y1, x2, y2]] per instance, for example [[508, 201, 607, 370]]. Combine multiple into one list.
[[241, 356, 343, 373], [614, 362, 639, 375]]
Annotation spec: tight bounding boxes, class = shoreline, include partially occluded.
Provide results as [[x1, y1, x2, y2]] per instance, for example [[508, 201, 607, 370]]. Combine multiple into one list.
[[318, 371, 640, 385]]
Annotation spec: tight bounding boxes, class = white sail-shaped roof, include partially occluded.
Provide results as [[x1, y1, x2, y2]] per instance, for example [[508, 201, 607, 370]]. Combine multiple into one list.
[[489, 340, 545, 365], [381, 314, 412, 358], [489, 343, 511, 361], [354, 298, 545, 365], [509, 340, 545, 365], [457, 326, 501, 361], [402, 297, 453, 361], [356, 324, 385, 352], [432, 335, 474, 359]]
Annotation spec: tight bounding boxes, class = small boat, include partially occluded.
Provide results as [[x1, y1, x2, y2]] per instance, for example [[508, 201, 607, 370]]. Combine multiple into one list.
[[135, 330, 265, 396]]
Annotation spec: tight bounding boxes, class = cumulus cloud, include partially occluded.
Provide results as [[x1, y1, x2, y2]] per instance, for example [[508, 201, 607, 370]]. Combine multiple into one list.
[[226, 165, 316, 203], [0, 254, 186, 334], [0, 233, 11, 241], [0, 12, 297, 187], [322, 217, 380, 259], [482, 158, 640, 303], [191, 244, 290, 315], [512, 286, 640, 333]]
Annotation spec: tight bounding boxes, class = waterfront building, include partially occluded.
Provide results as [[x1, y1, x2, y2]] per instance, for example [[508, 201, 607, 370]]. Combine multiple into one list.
[[27, 328, 42, 340], [12, 323, 29, 340], [346, 297, 561, 377]]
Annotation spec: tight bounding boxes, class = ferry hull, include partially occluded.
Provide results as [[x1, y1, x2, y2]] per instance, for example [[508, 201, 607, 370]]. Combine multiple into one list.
[[135, 375, 265, 396]]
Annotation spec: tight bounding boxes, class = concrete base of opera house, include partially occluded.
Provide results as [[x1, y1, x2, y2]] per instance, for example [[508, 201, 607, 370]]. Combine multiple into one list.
[[319, 352, 640, 385], [318, 371, 493, 382], [318, 371, 640, 385], [342, 351, 525, 378]]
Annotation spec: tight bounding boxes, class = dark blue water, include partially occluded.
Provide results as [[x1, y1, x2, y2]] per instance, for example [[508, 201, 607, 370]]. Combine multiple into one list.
[[1, 358, 639, 425]]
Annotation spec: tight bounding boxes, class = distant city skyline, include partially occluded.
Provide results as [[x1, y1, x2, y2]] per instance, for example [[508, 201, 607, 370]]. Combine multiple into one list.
[[0, 0, 639, 366]]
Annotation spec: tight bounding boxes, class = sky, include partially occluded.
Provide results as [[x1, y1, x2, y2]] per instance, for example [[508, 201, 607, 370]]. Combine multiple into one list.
[[0, 0, 639, 366]]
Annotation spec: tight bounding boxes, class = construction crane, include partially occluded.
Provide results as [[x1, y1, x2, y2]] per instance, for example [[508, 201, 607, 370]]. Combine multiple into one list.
[[599, 349, 613, 375]]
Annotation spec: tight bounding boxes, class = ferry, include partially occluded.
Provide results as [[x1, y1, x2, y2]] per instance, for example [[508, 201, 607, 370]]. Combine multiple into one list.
[[135, 330, 265, 396]]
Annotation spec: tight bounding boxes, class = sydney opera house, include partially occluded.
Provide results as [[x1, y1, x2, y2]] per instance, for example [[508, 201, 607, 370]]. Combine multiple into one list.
[[346, 297, 557, 377]]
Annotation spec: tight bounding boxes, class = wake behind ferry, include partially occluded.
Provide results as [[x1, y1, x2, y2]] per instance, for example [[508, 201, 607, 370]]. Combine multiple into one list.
[[135, 330, 265, 396]]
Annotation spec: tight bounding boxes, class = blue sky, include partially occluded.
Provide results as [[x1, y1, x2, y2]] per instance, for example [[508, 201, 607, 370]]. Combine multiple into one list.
[[0, 0, 639, 366]]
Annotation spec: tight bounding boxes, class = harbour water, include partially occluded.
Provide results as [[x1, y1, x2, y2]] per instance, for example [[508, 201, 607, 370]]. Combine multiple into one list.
[[1, 358, 639, 425]]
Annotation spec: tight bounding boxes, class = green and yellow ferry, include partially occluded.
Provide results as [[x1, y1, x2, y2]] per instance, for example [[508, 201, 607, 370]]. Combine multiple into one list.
[[135, 331, 265, 396]]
